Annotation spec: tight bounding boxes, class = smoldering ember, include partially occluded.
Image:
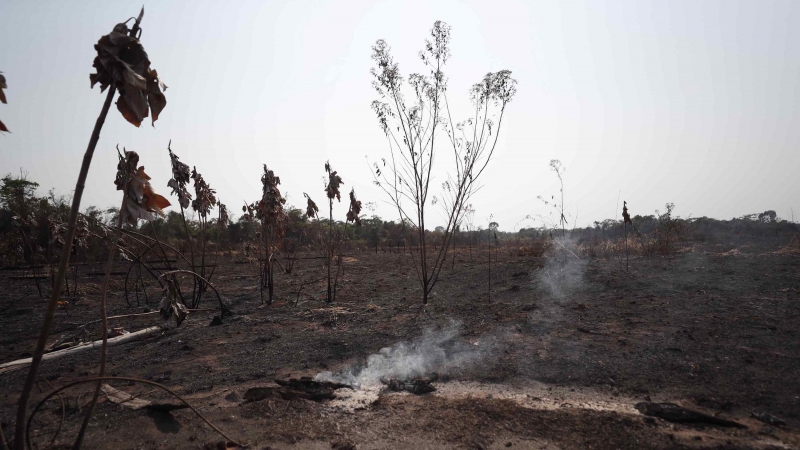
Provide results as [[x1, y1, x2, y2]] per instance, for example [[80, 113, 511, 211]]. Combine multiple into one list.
[[1, 3, 799, 450]]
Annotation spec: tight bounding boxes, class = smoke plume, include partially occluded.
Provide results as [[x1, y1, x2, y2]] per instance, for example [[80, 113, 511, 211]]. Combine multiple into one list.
[[316, 322, 493, 386]]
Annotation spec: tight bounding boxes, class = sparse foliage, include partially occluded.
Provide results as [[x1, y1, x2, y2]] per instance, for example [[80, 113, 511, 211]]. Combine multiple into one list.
[[370, 21, 517, 304], [347, 188, 362, 226], [167, 143, 193, 210], [190, 167, 217, 218], [115, 148, 171, 225]]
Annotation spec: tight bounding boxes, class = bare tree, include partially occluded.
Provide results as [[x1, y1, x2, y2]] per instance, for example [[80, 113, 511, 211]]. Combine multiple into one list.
[[370, 21, 517, 304]]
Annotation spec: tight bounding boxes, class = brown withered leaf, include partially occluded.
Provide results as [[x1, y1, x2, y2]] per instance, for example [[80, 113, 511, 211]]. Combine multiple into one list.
[[325, 161, 343, 201], [0, 71, 7, 104], [90, 22, 167, 127], [304, 194, 319, 219], [0, 72, 7, 133], [346, 188, 362, 226], [116, 149, 171, 225], [257, 164, 286, 228], [191, 167, 216, 218], [147, 69, 167, 123], [167, 143, 192, 210], [622, 201, 632, 225], [218, 202, 229, 229]]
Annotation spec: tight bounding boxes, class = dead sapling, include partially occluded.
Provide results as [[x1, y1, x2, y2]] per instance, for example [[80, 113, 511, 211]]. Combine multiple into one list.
[[190, 166, 217, 308], [622, 201, 632, 272], [166, 141, 197, 299], [332, 188, 363, 300], [324, 162, 344, 303], [255, 165, 286, 305], [77, 147, 171, 448], [15, 9, 168, 447], [537, 160, 580, 266], [218, 201, 231, 257], [304, 192, 322, 257]]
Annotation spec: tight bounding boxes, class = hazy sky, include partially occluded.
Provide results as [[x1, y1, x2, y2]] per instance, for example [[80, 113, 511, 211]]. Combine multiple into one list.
[[1, 0, 798, 230]]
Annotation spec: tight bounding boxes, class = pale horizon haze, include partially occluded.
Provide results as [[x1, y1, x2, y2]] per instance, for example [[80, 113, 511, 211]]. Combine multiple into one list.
[[1, 0, 798, 230]]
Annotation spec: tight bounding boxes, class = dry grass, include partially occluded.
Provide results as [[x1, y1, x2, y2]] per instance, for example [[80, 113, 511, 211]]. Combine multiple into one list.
[[514, 239, 551, 257]]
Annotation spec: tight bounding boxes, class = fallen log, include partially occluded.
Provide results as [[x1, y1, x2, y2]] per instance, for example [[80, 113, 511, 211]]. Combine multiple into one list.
[[635, 402, 746, 428], [0, 326, 161, 375]]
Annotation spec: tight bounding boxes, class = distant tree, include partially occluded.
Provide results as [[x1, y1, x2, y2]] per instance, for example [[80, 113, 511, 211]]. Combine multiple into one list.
[[758, 210, 777, 223], [0, 172, 39, 215]]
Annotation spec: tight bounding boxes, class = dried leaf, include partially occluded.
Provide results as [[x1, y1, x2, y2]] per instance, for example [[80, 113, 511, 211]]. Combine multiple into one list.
[[0, 71, 6, 104], [116, 150, 171, 225], [159, 277, 189, 326], [167, 144, 193, 210], [257, 164, 286, 228], [304, 193, 319, 219], [191, 166, 216, 218], [346, 188, 362, 226], [90, 22, 167, 126], [622, 201, 632, 225], [325, 161, 343, 201], [218, 202, 229, 229], [146, 69, 167, 125], [0, 72, 7, 133]]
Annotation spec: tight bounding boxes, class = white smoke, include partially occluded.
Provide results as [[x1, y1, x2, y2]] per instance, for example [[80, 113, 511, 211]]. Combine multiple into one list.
[[316, 322, 493, 387], [535, 236, 587, 300]]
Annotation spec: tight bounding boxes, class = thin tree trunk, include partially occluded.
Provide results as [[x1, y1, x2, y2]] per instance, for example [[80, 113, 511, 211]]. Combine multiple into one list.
[[197, 217, 207, 307], [625, 222, 629, 272], [488, 230, 492, 302], [179, 207, 197, 304], [14, 86, 117, 450], [73, 195, 124, 449], [327, 200, 333, 303]]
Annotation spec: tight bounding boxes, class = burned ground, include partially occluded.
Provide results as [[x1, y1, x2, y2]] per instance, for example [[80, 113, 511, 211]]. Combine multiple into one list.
[[0, 236, 798, 449]]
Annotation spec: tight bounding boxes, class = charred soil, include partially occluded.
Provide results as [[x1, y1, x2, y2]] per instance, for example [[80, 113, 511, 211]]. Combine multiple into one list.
[[0, 236, 798, 449]]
